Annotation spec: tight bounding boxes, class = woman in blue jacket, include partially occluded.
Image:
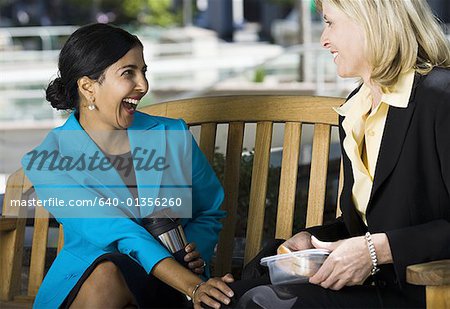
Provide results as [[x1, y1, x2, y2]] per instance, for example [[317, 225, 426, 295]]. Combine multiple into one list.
[[22, 23, 234, 309]]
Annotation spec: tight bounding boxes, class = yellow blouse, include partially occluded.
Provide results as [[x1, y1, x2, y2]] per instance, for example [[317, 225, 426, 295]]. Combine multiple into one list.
[[334, 70, 415, 224]]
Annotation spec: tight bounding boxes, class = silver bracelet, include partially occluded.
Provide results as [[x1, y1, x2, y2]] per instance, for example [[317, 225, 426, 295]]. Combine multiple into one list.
[[365, 232, 380, 275], [191, 281, 205, 302]]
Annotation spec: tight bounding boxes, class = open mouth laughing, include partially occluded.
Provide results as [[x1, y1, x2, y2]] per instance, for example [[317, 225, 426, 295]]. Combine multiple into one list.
[[122, 97, 140, 114]]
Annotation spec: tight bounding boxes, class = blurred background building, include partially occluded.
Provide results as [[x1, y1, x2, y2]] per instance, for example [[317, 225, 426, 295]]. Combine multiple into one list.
[[0, 0, 450, 184], [1, 0, 449, 189], [1, 0, 449, 188]]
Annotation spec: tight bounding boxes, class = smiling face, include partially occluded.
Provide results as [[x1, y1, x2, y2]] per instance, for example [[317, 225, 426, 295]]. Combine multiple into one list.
[[79, 46, 148, 131], [320, 2, 371, 81]]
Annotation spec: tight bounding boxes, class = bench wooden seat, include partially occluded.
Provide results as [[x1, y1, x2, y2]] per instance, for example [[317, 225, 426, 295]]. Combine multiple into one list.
[[1, 95, 448, 308]]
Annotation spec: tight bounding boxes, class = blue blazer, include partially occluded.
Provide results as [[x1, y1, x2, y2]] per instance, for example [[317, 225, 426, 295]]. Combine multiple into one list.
[[22, 111, 225, 308]]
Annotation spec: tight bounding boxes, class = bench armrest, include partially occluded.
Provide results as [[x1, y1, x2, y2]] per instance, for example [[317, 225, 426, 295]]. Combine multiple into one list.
[[406, 260, 450, 286]]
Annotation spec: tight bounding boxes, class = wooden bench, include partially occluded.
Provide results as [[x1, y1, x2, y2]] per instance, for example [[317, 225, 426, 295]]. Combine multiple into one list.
[[1, 95, 448, 308]]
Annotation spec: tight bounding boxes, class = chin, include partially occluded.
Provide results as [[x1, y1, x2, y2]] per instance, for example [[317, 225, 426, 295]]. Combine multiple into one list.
[[337, 69, 357, 79], [123, 121, 133, 129], [117, 113, 135, 129], [116, 120, 133, 130]]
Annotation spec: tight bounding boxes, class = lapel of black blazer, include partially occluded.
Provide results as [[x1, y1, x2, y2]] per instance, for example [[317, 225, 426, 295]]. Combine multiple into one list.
[[339, 116, 368, 235], [367, 73, 423, 210], [338, 85, 368, 235]]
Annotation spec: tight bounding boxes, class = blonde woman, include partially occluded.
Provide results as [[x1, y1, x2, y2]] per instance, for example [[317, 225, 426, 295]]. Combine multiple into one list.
[[229, 0, 450, 308]]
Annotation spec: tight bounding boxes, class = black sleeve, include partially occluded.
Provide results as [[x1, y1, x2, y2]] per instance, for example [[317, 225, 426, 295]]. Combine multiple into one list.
[[305, 216, 350, 241]]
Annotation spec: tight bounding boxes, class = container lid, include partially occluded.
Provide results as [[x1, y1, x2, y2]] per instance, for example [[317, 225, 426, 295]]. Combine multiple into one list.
[[260, 249, 330, 266]]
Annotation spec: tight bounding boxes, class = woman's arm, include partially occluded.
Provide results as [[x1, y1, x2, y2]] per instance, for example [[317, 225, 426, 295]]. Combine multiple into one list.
[[308, 232, 392, 290], [152, 258, 234, 309], [384, 81, 450, 286]]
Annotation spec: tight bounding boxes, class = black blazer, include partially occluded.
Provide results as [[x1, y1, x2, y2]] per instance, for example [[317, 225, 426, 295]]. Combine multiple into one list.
[[308, 67, 450, 298]]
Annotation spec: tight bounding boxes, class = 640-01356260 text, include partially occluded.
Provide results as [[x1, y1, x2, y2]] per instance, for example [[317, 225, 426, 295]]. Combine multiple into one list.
[[9, 197, 185, 208]]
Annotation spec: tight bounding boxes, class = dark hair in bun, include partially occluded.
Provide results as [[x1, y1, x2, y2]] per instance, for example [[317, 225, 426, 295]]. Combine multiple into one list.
[[46, 23, 143, 110], [46, 77, 69, 110]]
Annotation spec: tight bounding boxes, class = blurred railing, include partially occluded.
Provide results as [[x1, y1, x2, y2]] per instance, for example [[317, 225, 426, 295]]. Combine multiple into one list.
[[0, 26, 77, 51]]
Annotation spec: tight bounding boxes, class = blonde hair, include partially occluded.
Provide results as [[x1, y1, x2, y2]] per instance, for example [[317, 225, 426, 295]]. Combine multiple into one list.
[[316, 0, 450, 91]]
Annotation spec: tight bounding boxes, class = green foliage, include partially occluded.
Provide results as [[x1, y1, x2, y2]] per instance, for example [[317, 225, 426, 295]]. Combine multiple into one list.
[[253, 67, 266, 83], [211, 149, 285, 238], [122, 0, 182, 27]]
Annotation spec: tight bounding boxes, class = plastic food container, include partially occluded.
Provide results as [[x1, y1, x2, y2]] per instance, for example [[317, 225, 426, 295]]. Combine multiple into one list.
[[260, 249, 330, 285]]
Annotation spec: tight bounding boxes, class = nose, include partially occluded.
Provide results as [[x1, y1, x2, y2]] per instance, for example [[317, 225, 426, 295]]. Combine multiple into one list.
[[320, 28, 330, 49], [136, 71, 149, 94]]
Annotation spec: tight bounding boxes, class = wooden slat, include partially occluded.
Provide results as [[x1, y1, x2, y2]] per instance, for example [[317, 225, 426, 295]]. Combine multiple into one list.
[[0, 217, 17, 232], [199, 123, 217, 164], [140, 101, 167, 117], [141, 96, 343, 126], [336, 159, 344, 217], [426, 286, 450, 309], [27, 206, 49, 297], [214, 123, 245, 276], [306, 124, 331, 227], [2, 170, 26, 216], [22, 176, 33, 194], [57, 225, 64, 254], [244, 122, 273, 264], [275, 122, 302, 239], [0, 170, 28, 301], [11, 295, 35, 303]]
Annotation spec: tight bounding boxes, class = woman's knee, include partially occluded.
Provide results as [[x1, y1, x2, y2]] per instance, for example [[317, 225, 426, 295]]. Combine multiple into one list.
[[92, 261, 121, 279], [70, 261, 134, 307], [80, 261, 131, 299], [85, 261, 126, 290]]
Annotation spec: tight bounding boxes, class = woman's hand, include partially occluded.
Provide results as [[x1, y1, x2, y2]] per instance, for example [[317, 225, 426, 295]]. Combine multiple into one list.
[[308, 235, 372, 290], [278, 231, 313, 253], [192, 274, 235, 309], [184, 243, 206, 275]]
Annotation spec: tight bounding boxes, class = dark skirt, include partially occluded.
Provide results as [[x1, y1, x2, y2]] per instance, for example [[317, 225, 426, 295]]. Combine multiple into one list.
[[61, 253, 188, 308]]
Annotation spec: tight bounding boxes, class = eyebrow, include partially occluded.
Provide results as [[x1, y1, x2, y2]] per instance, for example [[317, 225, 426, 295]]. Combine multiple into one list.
[[323, 14, 328, 20], [117, 64, 147, 72]]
